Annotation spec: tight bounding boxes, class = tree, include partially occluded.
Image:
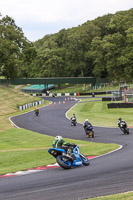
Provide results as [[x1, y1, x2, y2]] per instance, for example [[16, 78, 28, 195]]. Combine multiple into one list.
[[102, 33, 126, 80], [90, 37, 107, 78], [0, 15, 37, 80], [34, 8, 133, 81], [123, 27, 133, 81]]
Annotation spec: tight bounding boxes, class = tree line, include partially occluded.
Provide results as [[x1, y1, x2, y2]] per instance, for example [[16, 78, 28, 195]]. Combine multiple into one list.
[[0, 15, 36, 80], [0, 9, 133, 81]]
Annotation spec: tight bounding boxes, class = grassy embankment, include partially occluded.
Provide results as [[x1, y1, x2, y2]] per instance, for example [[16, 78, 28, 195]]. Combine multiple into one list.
[[0, 86, 46, 132], [62, 85, 133, 200], [67, 98, 133, 127], [0, 85, 119, 175], [86, 191, 133, 200], [50, 84, 120, 93]]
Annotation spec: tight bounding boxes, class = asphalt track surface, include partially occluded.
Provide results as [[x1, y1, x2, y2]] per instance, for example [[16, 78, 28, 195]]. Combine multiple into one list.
[[0, 97, 133, 200]]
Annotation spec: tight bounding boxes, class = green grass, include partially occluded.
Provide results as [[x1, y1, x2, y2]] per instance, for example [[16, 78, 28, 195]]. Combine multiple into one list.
[[0, 86, 119, 175], [0, 85, 132, 199], [51, 84, 120, 93], [67, 100, 133, 127], [85, 191, 133, 200], [0, 86, 49, 132], [51, 84, 88, 93], [80, 97, 102, 102], [0, 129, 52, 150], [0, 128, 118, 175]]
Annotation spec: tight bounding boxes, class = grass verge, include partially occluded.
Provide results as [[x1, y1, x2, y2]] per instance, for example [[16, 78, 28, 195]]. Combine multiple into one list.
[[0, 128, 118, 175], [85, 191, 133, 200], [0, 85, 132, 199], [0, 86, 119, 175], [67, 100, 133, 127], [50, 84, 120, 93], [0, 86, 48, 132]]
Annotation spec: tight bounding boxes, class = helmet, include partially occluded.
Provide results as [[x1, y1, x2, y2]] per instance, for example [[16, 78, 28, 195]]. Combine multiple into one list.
[[55, 136, 62, 141], [119, 118, 122, 121], [85, 119, 89, 122]]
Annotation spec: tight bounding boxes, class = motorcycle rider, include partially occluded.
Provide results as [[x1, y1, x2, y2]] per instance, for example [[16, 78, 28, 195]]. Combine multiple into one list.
[[83, 119, 92, 131], [118, 117, 127, 129], [70, 114, 77, 125], [52, 136, 75, 155], [71, 113, 76, 121], [34, 106, 39, 114]]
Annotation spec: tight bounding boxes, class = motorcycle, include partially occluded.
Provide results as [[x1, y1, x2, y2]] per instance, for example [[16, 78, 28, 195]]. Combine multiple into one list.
[[85, 125, 95, 138], [119, 122, 129, 134], [71, 119, 77, 126], [48, 145, 90, 169], [35, 110, 39, 116]]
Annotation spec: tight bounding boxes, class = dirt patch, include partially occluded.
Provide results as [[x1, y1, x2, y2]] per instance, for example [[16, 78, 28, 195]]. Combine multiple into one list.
[[0, 144, 88, 152], [0, 147, 50, 152]]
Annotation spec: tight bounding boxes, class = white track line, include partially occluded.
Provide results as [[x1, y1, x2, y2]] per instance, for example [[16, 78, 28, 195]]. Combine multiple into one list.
[[90, 144, 123, 160], [65, 99, 123, 157], [7, 98, 123, 178], [9, 101, 53, 129], [65, 99, 120, 129]]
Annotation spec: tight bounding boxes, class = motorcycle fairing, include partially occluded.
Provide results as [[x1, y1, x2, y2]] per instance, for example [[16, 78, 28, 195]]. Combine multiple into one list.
[[48, 148, 66, 158]]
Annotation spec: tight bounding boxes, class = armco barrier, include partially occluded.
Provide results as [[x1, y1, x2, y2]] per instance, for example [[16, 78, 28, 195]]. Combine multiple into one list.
[[102, 97, 122, 101], [17, 99, 44, 110], [30, 90, 119, 97], [107, 103, 133, 109], [31, 93, 77, 97], [78, 91, 106, 95]]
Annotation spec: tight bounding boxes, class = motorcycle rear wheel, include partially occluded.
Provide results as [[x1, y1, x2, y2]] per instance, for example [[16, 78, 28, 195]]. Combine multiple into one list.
[[35, 112, 39, 116], [90, 130, 94, 138], [56, 155, 72, 169], [125, 128, 130, 134]]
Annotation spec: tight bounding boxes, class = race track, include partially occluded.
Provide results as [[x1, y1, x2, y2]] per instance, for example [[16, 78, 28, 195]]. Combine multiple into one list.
[[0, 97, 133, 200]]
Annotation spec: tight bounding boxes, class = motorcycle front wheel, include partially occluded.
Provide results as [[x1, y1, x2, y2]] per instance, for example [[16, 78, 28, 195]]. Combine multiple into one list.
[[80, 154, 90, 166], [56, 155, 72, 169]]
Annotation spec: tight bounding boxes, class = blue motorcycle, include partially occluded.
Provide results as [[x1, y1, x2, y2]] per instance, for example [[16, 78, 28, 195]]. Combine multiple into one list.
[[48, 145, 90, 169]]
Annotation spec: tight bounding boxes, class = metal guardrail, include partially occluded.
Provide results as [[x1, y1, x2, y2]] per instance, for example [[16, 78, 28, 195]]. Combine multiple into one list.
[[17, 99, 44, 110], [31, 93, 77, 97]]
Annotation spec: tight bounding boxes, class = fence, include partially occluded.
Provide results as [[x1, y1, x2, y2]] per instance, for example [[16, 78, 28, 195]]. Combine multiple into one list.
[[108, 103, 133, 109], [17, 99, 44, 110]]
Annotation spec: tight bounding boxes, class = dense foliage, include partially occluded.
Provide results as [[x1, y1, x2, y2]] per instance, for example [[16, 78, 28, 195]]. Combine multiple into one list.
[[0, 9, 133, 81], [0, 15, 37, 80], [34, 9, 133, 81]]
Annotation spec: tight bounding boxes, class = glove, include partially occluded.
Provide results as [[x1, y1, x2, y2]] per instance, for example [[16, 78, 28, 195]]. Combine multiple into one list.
[[71, 143, 76, 147]]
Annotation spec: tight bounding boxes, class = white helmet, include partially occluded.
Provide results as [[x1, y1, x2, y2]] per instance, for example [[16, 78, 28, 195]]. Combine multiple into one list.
[[55, 136, 62, 141], [85, 119, 89, 122]]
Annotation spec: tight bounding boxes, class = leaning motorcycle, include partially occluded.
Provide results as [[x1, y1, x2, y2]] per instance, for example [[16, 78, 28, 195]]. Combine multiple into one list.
[[48, 145, 90, 169], [71, 119, 77, 126], [119, 122, 129, 134], [85, 125, 95, 138]]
